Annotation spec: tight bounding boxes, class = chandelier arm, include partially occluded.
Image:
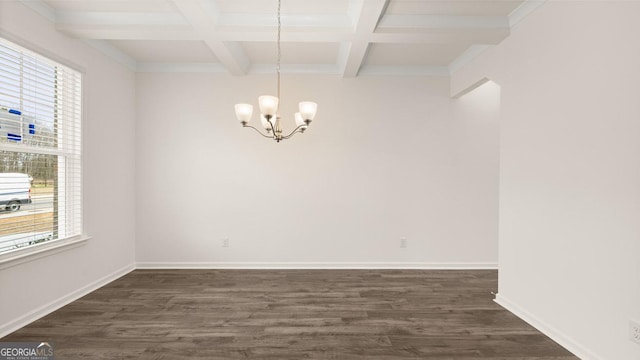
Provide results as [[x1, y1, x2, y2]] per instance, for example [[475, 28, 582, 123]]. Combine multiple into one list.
[[281, 124, 308, 139], [281, 131, 301, 140], [243, 124, 275, 139], [266, 117, 277, 134]]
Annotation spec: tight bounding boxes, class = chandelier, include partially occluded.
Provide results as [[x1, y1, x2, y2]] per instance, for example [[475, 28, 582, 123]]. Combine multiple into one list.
[[234, 0, 318, 143]]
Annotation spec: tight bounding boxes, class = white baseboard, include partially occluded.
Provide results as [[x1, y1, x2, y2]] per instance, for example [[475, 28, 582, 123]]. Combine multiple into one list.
[[0, 263, 135, 338], [136, 261, 498, 270], [494, 293, 601, 360]]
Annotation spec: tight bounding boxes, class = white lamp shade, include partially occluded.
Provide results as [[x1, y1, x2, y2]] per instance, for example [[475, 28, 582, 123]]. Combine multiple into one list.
[[234, 103, 253, 123], [260, 114, 273, 130], [258, 95, 279, 116], [299, 101, 317, 121], [295, 112, 307, 128]]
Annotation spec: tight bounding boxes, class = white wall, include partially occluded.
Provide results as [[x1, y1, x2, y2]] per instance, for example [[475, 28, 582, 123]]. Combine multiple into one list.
[[452, 2, 640, 359], [0, 2, 137, 336], [135, 73, 499, 267]]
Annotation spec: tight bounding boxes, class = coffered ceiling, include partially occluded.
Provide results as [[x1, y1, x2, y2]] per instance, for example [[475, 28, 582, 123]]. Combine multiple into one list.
[[21, 0, 545, 76]]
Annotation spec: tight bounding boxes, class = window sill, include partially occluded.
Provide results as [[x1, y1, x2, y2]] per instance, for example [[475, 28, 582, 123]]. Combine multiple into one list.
[[0, 235, 91, 270]]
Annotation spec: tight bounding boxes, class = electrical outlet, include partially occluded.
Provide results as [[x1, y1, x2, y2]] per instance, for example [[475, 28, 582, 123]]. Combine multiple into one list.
[[400, 237, 408, 248], [631, 320, 640, 345], [222, 238, 230, 248]]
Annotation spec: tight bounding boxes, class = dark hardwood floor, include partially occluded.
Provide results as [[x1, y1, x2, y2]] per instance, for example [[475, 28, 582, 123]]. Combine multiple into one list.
[[2, 270, 578, 359]]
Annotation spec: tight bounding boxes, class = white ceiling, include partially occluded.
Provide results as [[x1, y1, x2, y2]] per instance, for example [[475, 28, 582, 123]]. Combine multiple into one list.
[[23, 0, 544, 76]]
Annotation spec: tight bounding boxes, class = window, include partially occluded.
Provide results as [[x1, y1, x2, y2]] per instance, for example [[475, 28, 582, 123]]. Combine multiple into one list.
[[0, 37, 82, 256]]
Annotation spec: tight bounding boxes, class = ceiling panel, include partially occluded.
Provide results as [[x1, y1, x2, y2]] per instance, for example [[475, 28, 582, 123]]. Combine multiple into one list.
[[242, 42, 339, 64], [365, 43, 471, 67], [109, 40, 219, 63], [386, 0, 524, 16], [43, 0, 178, 13]]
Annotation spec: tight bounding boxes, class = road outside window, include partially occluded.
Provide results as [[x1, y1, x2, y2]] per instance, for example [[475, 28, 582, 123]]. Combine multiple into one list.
[[0, 155, 57, 253]]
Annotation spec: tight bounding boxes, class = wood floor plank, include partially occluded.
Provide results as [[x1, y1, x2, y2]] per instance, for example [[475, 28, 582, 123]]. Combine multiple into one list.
[[2, 269, 579, 359]]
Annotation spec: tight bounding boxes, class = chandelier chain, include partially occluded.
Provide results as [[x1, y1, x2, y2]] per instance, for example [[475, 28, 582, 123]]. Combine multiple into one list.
[[277, 0, 281, 101]]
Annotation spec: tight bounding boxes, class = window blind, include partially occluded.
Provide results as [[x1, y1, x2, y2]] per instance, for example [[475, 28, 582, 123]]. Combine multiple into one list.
[[0, 37, 82, 255]]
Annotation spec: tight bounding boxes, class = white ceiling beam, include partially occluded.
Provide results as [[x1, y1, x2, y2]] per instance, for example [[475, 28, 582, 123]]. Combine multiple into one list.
[[204, 40, 250, 75], [55, 12, 187, 26], [217, 13, 352, 28], [171, 0, 215, 30], [19, 0, 56, 22], [195, 0, 221, 24], [249, 64, 340, 75], [358, 65, 449, 77], [509, 0, 547, 28], [54, 25, 200, 41], [337, 42, 350, 74], [214, 27, 354, 38], [54, 25, 350, 41], [347, 0, 364, 28], [137, 62, 226, 73], [53, 26, 508, 46], [171, 0, 249, 75], [370, 30, 510, 45], [340, 41, 369, 77], [83, 39, 137, 71], [340, 0, 388, 77], [448, 45, 492, 74], [136, 63, 342, 75], [378, 15, 510, 31]]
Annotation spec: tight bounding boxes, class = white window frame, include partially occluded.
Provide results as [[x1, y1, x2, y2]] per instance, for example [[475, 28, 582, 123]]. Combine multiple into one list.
[[0, 37, 86, 267]]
